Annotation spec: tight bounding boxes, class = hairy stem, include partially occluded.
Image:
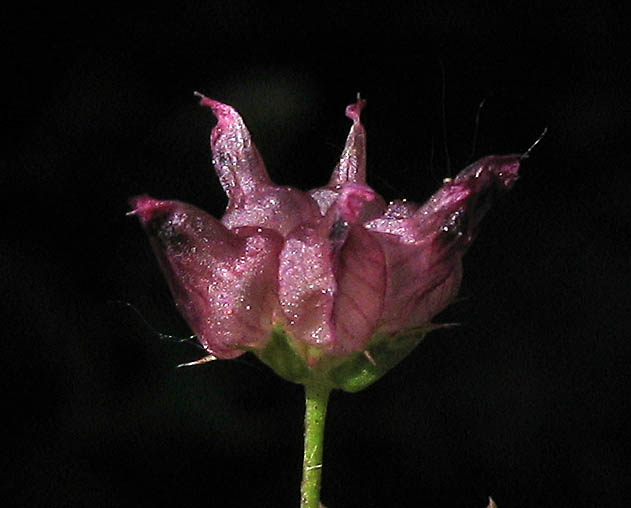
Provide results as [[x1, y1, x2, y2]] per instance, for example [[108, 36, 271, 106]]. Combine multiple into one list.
[[300, 383, 331, 508]]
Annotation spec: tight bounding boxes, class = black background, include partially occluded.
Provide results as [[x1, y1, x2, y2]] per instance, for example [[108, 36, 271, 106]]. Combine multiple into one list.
[[3, 3, 629, 507]]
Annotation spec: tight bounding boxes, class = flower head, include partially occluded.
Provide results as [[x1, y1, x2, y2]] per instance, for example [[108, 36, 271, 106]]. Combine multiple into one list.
[[130, 94, 520, 391]]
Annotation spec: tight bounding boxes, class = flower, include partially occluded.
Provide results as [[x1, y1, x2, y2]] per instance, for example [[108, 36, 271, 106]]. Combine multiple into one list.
[[130, 94, 520, 391]]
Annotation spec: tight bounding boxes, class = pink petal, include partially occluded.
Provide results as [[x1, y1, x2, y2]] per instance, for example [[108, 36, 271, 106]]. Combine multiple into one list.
[[366, 155, 521, 331], [367, 236, 463, 331], [278, 184, 386, 355], [278, 225, 336, 351], [197, 93, 271, 199], [130, 195, 283, 359], [198, 93, 321, 236], [220, 185, 322, 237], [310, 98, 386, 219], [329, 98, 367, 186], [332, 220, 386, 353]]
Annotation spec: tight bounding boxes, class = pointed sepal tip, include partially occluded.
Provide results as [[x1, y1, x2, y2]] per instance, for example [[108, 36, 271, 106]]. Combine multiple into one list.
[[345, 96, 366, 123]]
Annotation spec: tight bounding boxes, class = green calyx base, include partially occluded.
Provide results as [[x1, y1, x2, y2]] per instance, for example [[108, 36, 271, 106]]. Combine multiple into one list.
[[253, 324, 432, 392]]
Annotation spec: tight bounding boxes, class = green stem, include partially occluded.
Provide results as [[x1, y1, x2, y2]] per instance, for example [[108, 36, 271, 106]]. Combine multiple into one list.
[[300, 383, 331, 508]]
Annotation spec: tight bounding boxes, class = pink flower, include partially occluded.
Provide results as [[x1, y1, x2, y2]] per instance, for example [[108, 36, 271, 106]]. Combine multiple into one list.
[[130, 94, 520, 390]]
